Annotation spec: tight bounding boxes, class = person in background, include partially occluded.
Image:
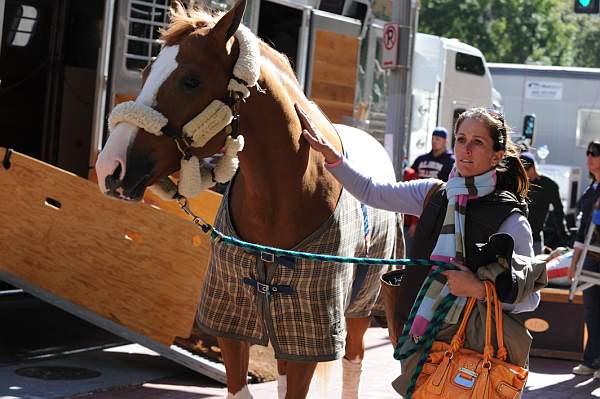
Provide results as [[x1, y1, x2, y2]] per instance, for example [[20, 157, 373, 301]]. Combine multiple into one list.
[[520, 151, 569, 255], [411, 127, 455, 181], [405, 127, 456, 253], [569, 140, 600, 377]]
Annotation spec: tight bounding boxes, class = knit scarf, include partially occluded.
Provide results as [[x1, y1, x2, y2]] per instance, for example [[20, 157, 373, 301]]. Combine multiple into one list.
[[407, 168, 497, 341]]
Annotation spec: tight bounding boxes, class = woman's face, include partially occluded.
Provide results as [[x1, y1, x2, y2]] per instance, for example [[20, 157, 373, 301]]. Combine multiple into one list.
[[453, 118, 504, 177], [587, 144, 600, 178]]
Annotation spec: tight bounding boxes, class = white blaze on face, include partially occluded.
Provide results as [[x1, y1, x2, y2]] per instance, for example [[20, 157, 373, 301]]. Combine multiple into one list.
[[95, 45, 180, 194]]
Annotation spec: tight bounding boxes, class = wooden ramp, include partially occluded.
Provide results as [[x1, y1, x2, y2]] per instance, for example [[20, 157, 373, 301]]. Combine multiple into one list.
[[0, 148, 226, 382]]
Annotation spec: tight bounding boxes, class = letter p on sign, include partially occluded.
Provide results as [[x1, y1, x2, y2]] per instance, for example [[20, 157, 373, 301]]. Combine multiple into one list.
[[382, 23, 399, 69]]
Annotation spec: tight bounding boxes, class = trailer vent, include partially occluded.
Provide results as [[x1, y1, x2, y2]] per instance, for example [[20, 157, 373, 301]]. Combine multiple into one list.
[[125, 0, 170, 70]]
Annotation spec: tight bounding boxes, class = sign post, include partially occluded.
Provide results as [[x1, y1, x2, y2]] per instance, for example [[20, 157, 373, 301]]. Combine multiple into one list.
[[382, 23, 400, 69], [384, 0, 419, 178]]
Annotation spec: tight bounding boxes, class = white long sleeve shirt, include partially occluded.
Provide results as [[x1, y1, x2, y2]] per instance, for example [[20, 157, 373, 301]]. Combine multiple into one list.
[[327, 157, 540, 313]]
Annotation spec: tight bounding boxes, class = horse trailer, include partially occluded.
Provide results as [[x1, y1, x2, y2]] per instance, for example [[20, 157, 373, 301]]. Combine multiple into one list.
[[0, 0, 372, 182], [0, 0, 376, 382]]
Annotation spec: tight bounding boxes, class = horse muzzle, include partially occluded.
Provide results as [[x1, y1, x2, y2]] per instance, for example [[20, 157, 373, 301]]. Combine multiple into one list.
[[103, 164, 150, 202]]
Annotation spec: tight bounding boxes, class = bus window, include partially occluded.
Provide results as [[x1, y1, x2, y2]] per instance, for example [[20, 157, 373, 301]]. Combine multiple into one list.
[[455, 52, 485, 76]]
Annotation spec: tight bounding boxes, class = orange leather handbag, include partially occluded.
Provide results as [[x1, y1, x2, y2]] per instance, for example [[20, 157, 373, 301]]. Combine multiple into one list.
[[413, 281, 528, 399]]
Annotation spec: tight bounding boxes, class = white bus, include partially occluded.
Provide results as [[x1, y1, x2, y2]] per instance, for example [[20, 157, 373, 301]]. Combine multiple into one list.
[[354, 22, 498, 165]]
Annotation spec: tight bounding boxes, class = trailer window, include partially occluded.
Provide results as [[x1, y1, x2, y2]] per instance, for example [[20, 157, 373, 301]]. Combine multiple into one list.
[[576, 109, 600, 148], [125, 0, 170, 70], [455, 52, 485, 76], [6, 5, 38, 47]]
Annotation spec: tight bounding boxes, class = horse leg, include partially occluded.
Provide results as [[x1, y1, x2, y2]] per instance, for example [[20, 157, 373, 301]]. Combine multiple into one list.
[[342, 316, 371, 399], [217, 336, 252, 398], [277, 360, 288, 399], [285, 360, 317, 399]]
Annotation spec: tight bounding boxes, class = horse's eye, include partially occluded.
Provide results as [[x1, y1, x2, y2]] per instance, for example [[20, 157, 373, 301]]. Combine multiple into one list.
[[181, 74, 202, 89]]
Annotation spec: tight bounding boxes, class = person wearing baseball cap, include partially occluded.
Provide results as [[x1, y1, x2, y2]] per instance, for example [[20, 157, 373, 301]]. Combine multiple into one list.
[[520, 151, 568, 255], [404, 127, 455, 253], [410, 127, 455, 181]]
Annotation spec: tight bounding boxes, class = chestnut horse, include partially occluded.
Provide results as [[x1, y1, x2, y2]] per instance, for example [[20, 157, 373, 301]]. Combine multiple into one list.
[[95, 1, 400, 398]]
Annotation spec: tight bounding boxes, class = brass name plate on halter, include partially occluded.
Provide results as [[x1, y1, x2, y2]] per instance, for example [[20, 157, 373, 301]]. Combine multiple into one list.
[[0, 148, 220, 346]]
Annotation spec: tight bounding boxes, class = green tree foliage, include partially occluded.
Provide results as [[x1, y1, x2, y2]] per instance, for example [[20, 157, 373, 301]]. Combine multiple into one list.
[[573, 16, 600, 67], [418, 0, 593, 67]]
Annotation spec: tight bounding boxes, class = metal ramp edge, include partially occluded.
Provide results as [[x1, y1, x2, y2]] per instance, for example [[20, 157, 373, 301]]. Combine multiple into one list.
[[0, 270, 227, 384]]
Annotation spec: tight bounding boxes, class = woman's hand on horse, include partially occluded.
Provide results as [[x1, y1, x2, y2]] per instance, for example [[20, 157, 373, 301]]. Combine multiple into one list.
[[441, 265, 486, 299], [295, 103, 342, 164]]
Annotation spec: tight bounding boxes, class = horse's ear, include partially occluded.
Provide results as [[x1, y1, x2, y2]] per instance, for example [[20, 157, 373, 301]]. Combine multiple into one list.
[[211, 0, 246, 44]]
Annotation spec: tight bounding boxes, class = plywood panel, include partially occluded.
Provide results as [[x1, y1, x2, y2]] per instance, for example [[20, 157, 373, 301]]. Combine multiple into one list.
[[0, 148, 220, 345], [310, 29, 359, 124], [311, 82, 355, 105], [312, 60, 357, 87], [312, 30, 360, 66], [143, 188, 221, 225], [313, 98, 355, 124]]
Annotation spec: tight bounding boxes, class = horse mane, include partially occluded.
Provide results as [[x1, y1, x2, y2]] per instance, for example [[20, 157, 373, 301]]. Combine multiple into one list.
[[258, 42, 300, 87], [160, 2, 218, 46], [161, 3, 300, 87]]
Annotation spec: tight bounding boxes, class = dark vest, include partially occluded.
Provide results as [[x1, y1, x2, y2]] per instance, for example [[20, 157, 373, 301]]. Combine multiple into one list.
[[411, 186, 527, 270], [393, 187, 528, 324]]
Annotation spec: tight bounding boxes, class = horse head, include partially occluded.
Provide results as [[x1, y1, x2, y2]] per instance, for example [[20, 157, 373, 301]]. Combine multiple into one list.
[[96, 0, 252, 201]]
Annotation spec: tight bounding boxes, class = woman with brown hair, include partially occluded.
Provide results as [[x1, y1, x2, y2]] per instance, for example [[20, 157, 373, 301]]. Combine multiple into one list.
[[295, 105, 546, 396], [569, 140, 600, 377]]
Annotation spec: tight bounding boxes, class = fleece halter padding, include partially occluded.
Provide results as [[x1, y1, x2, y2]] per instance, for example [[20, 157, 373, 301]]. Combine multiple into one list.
[[109, 101, 167, 135], [182, 100, 234, 147], [107, 24, 260, 199]]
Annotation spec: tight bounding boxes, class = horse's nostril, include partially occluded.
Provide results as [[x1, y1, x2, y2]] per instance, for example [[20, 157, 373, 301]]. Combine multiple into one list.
[[104, 164, 124, 197], [112, 163, 122, 180]]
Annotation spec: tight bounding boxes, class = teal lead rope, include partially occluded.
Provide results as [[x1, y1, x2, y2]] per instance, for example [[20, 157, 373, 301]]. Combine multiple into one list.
[[393, 267, 457, 399], [181, 205, 459, 399], [179, 195, 454, 267], [210, 227, 456, 268]]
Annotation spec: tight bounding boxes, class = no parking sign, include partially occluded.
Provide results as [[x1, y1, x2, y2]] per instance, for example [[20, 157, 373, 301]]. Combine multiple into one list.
[[382, 22, 399, 69]]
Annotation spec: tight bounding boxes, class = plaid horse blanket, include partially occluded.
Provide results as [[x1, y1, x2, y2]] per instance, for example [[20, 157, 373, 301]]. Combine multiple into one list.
[[196, 188, 397, 361]]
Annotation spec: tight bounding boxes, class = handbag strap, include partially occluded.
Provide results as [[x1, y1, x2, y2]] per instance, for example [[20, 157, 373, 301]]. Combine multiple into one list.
[[447, 280, 510, 363], [446, 281, 510, 364], [482, 281, 510, 362], [449, 296, 477, 352], [482, 281, 495, 363], [490, 282, 508, 361]]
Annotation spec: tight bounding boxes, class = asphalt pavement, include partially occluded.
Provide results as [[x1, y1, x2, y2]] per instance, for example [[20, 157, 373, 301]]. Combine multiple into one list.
[[3, 327, 599, 398]]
